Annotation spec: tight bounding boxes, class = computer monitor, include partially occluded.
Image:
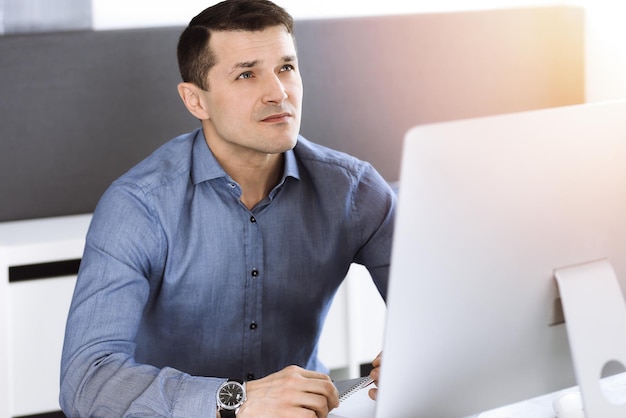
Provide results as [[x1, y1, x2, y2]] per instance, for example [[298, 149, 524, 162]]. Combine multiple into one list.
[[376, 100, 626, 417]]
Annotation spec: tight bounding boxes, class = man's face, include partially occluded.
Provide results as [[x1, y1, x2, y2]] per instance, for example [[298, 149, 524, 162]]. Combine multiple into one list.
[[199, 25, 303, 156]]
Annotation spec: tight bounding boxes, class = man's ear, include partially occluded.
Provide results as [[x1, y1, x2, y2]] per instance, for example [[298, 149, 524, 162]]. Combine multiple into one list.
[[177, 82, 210, 120]]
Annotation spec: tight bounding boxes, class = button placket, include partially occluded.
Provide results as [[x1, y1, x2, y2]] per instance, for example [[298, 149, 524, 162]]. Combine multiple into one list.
[[243, 209, 263, 378]]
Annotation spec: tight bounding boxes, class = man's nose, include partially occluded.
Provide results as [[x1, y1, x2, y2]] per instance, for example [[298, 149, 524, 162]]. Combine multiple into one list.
[[262, 74, 288, 104]]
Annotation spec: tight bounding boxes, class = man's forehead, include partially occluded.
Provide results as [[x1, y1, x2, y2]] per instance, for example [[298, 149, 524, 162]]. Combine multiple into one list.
[[210, 26, 297, 57]]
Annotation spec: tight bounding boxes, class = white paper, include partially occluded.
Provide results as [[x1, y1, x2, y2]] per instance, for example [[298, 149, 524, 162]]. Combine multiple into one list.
[[329, 385, 377, 418]]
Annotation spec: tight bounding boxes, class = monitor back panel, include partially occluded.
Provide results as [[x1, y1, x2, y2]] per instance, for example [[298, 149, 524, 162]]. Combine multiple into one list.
[[378, 100, 626, 417]]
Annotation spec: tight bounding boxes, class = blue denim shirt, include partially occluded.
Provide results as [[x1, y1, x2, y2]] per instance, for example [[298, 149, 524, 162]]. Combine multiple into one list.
[[60, 128, 395, 417]]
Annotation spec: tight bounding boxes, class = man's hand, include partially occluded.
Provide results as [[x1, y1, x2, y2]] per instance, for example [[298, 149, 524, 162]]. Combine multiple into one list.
[[236, 365, 339, 418], [368, 352, 382, 401]]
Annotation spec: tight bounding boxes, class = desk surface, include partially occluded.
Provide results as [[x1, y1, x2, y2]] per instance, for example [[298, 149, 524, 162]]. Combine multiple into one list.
[[331, 373, 626, 418]]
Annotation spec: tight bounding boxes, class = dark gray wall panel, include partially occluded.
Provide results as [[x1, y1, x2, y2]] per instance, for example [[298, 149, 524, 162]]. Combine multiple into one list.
[[0, 27, 197, 221], [0, 8, 584, 222]]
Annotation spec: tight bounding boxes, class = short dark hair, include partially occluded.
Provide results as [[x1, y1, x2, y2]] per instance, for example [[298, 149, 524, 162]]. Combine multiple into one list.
[[177, 0, 294, 90]]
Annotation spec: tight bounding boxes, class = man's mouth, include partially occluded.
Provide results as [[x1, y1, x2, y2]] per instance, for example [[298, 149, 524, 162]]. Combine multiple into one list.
[[262, 112, 291, 123]]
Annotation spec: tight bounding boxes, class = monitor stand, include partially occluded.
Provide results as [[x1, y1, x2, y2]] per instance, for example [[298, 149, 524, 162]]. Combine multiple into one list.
[[555, 259, 626, 417]]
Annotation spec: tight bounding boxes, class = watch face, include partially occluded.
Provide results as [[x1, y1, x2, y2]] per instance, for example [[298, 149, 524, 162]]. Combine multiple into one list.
[[218, 381, 245, 410]]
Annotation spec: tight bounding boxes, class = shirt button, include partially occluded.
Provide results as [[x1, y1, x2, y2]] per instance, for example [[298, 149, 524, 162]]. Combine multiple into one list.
[[250, 216, 256, 223], [247, 372, 255, 380], [251, 269, 259, 277], [250, 322, 258, 330]]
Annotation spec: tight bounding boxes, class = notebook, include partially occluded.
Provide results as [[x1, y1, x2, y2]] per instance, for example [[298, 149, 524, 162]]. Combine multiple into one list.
[[330, 377, 376, 418], [334, 376, 374, 402]]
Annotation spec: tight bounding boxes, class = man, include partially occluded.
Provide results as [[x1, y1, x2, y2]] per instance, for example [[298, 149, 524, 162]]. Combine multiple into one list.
[[60, 1, 395, 417]]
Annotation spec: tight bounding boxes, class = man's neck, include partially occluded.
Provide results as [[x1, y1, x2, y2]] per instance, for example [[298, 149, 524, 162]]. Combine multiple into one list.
[[206, 142, 285, 210], [233, 157, 284, 209]]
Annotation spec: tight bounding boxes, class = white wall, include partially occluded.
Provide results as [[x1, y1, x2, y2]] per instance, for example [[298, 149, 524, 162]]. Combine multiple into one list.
[[1, 0, 91, 34], [91, 0, 626, 106], [569, 0, 626, 101], [92, 0, 557, 29]]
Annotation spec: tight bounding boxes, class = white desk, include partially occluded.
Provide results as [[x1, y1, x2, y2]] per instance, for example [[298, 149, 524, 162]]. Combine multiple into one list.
[[475, 373, 626, 418], [330, 373, 626, 418]]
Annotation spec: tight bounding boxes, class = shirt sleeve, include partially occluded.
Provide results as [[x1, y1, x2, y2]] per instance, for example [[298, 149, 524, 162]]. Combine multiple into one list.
[[59, 183, 222, 417], [351, 163, 397, 301]]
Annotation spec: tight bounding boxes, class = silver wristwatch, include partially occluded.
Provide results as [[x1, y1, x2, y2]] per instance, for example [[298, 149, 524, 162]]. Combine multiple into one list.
[[216, 379, 246, 417]]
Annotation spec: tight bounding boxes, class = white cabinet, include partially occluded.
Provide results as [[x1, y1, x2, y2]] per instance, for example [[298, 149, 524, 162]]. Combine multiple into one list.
[[0, 214, 91, 417]]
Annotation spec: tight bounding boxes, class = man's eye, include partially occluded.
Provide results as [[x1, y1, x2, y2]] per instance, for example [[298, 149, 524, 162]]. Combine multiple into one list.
[[280, 64, 295, 72], [237, 72, 253, 79]]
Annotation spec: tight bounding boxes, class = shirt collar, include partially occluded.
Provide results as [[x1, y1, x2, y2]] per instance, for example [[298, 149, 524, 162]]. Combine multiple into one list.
[[191, 128, 301, 185]]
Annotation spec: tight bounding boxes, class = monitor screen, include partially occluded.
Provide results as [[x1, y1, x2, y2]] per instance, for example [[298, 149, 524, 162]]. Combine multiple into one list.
[[376, 100, 626, 417]]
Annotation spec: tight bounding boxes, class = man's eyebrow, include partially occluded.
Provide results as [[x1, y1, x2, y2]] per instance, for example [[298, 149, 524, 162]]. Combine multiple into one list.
[[229, 60, 259, 75], [228, 55, 297, 75]]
